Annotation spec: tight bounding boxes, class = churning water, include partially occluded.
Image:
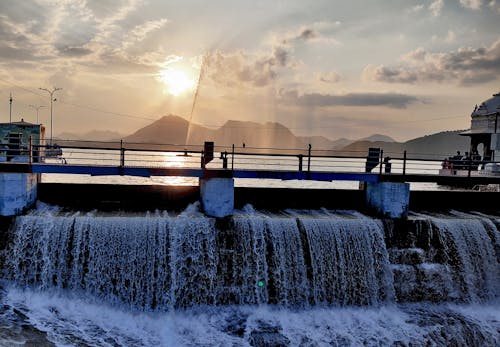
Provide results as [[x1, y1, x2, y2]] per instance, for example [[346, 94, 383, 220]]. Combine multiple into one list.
[[0, 204, 499, 346]]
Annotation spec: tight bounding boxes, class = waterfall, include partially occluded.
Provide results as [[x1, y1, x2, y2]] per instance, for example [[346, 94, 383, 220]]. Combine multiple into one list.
[[2, 207, 500, 346], [3, 209, 393, 310], [389, 212, 500, 303], [3, 208, 500, 311], [433, 217, 500, 301]]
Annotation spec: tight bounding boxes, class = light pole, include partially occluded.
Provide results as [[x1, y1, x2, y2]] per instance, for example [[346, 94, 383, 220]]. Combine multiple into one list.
[[39, 87, 62, 145], [29, 104, 46, 124], [9, 93, 12, 123]]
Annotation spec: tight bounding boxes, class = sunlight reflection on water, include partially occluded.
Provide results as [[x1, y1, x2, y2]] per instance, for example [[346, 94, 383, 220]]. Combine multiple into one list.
[[40, 149, 460, 191]]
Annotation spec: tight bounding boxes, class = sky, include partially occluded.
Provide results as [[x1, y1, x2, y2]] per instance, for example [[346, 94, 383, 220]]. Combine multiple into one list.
[[0, 0, 499, 142]]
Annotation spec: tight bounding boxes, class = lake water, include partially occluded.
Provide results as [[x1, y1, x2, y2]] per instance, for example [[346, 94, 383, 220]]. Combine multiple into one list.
[[40, 148, 453, 191]]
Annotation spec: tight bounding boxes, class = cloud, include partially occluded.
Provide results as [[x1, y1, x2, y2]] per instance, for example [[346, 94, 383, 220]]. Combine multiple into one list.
[[445, 30, 456, 43], [363, 65, 419, 84], [280, 90, 421, 109], [429, 0, 444, 16], [408, 4, 425, 13], [488, 0, 500, 12], [122, 18, 169, 49], [57, 46, 93, 57], [363, 39, 500, 85], [276, 22, 341, 47], [0, 1, 145, 64], [298, 29, 318, 41], [318, 71, 342, 83], [424, 0, 485, 16], [459, 0, 483, 9], [203, 46, 293, 88]]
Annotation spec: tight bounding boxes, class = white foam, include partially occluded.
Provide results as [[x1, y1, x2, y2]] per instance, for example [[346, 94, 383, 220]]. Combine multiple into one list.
[[3, 286, 499, 347]]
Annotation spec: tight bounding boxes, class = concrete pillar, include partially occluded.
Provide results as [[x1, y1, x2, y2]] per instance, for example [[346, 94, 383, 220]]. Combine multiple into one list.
[[365, 182, 410, 219], [0, 173, 38, 216], [199, 177, 234, 218]]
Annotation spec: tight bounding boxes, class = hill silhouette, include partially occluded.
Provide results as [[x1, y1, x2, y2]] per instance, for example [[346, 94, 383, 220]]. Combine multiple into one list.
[[124, 115, 305, 151], [116, 114, 469, 157], [340, 130, 469, 159]]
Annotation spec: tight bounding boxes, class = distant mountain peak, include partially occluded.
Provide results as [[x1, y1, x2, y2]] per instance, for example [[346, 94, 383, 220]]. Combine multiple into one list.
[[157, 114, 189, 123], [360, 134, 395, 142]]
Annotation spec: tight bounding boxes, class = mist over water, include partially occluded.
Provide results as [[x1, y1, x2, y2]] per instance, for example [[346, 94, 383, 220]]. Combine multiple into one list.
[[1, 204, 499, 346]]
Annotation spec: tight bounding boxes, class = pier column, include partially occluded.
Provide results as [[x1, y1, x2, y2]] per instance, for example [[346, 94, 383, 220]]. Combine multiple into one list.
[[199, 177, 234, 218], [365, 182, 410, 219], [0, 173, 38, 216]]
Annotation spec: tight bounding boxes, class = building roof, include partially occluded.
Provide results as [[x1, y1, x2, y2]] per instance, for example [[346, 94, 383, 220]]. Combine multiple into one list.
[[471, 92, 500, 117], [0, 119, 39, 127], [460, 128, 492, 136]]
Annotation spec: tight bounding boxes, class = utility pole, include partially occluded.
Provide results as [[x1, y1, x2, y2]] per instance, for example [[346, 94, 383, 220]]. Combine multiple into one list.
[[9, 93, 12, 123], [29, 104, 46, 124], [39, 87, 62, 145]]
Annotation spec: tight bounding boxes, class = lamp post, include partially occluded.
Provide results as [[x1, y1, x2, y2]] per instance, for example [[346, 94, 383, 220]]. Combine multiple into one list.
[[9, 93, 12, 123], [39, 87, 62, 145], [28, 104, 46, 124]]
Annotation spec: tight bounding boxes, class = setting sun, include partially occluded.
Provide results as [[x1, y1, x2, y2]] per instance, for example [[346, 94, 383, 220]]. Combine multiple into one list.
[[158, 68, 195, 96]]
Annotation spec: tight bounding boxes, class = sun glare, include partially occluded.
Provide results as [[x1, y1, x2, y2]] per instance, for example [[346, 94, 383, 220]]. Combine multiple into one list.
[[158, 68, 195, 96]]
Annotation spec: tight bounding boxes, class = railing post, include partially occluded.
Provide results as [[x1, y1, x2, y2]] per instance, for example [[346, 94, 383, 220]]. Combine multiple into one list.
[[232, 144, 234, 170], [120, 139, 125, 168], [298, 154, 303, 172], [403, 150, 407, 176], [379, 149, 384, 175], [307, 144, 311, 173], [468, 155, 472, 178], [222, 151, 228, 169], [29, 135, 33, 164]]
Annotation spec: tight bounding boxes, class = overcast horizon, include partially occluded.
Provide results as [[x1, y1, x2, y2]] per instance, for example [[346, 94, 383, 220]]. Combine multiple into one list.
[[1, 0, 499, 143]]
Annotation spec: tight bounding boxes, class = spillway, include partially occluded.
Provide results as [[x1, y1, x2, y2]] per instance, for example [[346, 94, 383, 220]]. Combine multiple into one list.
[[0, 205, 499, 346]]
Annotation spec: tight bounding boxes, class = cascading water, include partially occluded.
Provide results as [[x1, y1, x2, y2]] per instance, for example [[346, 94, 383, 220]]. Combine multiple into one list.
[[388, 212, 500, 304], [1, 206, 499, 346], [3, 209, 394, 310]]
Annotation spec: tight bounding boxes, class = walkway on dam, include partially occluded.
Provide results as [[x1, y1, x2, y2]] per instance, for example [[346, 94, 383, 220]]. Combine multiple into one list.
[[1, 140, 500, 186]]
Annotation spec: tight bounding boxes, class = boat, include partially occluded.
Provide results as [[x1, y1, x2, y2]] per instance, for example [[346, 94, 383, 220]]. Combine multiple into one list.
[[439, 92, 500, 182]]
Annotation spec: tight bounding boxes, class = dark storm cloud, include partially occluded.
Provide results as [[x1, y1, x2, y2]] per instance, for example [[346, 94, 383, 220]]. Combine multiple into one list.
[[367, 39, 500, 85], [282, 90, 421, 109]]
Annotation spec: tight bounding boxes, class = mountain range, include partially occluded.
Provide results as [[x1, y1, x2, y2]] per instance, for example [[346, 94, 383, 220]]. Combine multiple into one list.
[[58, 114, 470, 158]]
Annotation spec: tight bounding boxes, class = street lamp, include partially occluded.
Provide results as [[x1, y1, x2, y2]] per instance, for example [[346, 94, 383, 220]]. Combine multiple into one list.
[[9, 93, 13, 123], [39, 87, 62, 145], [28, 104, 46, 124]]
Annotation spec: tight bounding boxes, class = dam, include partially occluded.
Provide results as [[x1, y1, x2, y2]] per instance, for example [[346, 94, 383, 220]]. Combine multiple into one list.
[[0, 154, 500, 346], [0, 95, 499, 346], [0, 203, 499, 346]]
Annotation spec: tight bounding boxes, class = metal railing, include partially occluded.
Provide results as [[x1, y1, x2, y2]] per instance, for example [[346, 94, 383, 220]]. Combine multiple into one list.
[[0, 137, 496, 179]]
